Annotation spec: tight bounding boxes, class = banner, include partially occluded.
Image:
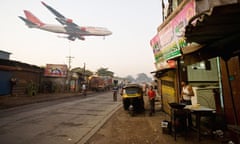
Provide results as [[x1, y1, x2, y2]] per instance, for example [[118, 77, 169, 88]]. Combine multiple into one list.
[[44, 64, 68, 77], [151, 0, 196, 66]]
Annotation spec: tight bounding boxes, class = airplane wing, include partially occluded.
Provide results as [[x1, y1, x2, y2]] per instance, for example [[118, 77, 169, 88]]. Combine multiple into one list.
[[41, 1, 78, 27], [41, 1, 87, 41]]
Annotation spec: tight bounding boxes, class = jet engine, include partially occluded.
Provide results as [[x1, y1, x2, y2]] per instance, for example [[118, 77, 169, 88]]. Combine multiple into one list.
[[56, 17, 73, 25]]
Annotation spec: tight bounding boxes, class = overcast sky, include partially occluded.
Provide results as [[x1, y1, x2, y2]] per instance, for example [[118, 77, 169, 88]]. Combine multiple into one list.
[[0, 0, 162, 78]]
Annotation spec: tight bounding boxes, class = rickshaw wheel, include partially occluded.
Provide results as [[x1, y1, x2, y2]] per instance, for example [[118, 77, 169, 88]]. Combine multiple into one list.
[[123, 99, 130, 110], [129, 105, 134, 116]]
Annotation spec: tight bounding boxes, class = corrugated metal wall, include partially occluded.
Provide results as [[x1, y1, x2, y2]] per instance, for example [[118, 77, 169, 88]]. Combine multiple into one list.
[[0, 71, 12, 95]]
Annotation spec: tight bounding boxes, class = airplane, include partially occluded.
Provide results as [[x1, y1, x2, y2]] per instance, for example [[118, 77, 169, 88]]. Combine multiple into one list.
[[18, 1, 112, 41]]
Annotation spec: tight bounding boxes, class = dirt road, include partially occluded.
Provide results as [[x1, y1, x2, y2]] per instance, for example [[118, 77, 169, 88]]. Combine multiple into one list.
[[86, 108, 219, 144]]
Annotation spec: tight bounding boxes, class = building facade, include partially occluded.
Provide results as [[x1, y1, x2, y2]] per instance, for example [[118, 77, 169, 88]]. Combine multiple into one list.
[[150, 0, 240, 142]]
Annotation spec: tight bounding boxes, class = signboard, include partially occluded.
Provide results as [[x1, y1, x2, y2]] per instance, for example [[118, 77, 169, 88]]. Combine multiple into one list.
[[155, 60, 176, 70], [150, 0, 195, 69], [44, 64, 68, 77]]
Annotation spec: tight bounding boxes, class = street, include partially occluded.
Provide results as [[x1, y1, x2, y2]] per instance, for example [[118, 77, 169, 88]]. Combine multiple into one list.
[[86, 105, 220, 144], [0, 92, 121, 144]]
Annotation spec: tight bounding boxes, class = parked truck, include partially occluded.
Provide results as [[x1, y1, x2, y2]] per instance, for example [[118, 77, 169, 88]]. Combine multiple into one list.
[[88, 75, 113, 91]]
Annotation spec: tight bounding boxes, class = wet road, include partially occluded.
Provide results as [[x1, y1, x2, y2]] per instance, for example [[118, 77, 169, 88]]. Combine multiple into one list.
[[0, 92, 121, 144]]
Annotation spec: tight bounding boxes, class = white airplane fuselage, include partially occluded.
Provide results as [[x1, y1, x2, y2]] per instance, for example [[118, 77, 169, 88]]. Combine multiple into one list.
[[39, 24, 65, 33], [38, 24, 112, 36], [19, 1, 112, 40]]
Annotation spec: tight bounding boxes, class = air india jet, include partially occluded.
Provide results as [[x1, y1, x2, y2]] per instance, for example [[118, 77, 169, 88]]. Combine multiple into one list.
[[19, 1, 112, 41]]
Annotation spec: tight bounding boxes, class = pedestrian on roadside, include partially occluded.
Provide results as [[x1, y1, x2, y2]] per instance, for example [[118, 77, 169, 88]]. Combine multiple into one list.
[[10, 77, 17, 96], [82, 83, 87, 96], [148, 86, 156, 116], [180, 81, 194, 105], [142, 83, 149, 96], [112, 85, 118, 101]]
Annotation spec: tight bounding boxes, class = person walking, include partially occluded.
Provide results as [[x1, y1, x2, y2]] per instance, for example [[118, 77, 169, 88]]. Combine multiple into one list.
[[112, 85, 118, 101], [82, 83, 87, 96], [148, 86, 156, 116]]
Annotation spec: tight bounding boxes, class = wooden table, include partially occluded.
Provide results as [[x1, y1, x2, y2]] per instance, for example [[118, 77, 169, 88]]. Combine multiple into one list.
[[185, 105, 216, 141], [170, 108, 189, 140]]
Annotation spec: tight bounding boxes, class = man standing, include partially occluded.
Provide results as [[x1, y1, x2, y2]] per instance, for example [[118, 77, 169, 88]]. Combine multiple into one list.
[[180, 81, 194, 127], [180, 81, 194, 105], [148, 86, 156, 116]]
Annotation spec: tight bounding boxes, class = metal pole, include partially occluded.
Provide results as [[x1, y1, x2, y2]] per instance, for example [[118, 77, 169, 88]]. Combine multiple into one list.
[[66, 40, 74, 70], [83, 62, 86, 82], [216, 57, 224, 109]]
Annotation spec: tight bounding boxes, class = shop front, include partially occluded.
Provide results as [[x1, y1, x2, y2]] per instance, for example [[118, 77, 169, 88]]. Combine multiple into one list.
[[150, 0, 240, 142], [150, 0, 197, 114], [183, 3, 240, 143]]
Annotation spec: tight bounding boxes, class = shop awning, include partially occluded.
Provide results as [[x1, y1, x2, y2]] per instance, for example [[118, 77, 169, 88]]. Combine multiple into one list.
[[181, 43, 204, 55], [151, 68, 175, 78], [184, 3, 240, 59]]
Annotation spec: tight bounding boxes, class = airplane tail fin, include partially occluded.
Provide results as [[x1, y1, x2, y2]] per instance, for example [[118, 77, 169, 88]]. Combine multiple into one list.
[[18, 16, 37, 28], [23, 10, 45, 26]]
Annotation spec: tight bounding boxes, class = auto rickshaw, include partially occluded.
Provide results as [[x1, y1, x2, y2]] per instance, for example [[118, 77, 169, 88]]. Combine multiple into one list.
[[121, 83, 144, 116]]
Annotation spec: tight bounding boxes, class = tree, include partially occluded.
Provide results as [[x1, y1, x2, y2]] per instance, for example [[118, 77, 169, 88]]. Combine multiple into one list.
[[71, 67, 93, 76], [96, 67, 114, 77], [125, 75, 135, 83], [135, 73, 152, 83]]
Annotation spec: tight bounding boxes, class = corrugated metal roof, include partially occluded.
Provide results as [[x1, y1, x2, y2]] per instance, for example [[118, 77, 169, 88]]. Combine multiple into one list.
[[184, 3, 240, 58], [185, 3, 240, 44], [0, 59, 42, 73]]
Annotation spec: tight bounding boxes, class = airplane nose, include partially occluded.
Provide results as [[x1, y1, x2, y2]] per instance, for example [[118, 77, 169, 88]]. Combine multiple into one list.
[[107, 30, 112, 35]]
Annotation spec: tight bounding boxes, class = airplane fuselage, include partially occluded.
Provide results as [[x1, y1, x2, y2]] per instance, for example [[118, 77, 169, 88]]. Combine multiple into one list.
[[83, 27, 112, 36], [39, 24, 66, 33], [19, 1, 112, 41], [38, 24, 112, 36]]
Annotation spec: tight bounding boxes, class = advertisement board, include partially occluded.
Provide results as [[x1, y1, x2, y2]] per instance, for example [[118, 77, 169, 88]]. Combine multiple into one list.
[[44, 64, 68, 77], [150, 0, 195, 70]]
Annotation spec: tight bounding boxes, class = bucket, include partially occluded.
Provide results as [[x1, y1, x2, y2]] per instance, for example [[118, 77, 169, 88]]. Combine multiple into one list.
[[161, 120, 171, 134]]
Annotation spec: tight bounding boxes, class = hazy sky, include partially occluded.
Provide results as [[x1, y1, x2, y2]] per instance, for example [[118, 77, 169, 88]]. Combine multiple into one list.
[[0, 0, 162, 78]]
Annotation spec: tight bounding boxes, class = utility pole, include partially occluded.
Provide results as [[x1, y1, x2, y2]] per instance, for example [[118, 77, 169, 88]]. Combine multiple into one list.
[[83, 62, 86, 82], [66, 56, 74, 70], [66, 40, 74, 70], [66, 40, 74, 92]]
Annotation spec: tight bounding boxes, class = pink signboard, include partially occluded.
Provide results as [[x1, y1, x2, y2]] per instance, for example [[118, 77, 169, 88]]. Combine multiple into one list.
[[151, 0, 196, 67]]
